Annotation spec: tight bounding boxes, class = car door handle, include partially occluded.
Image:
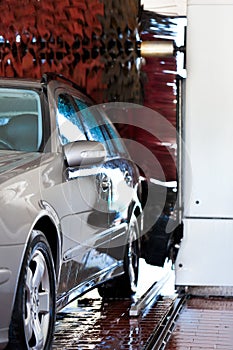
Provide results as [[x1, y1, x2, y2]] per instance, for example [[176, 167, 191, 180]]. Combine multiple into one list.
[[124, 171, 132, 186], [101, 178, 111, 192], [97, 173, 111, 192]]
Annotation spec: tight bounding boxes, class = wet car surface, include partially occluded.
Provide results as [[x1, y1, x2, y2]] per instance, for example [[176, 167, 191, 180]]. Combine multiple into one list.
[[0, 73, 143, 349]]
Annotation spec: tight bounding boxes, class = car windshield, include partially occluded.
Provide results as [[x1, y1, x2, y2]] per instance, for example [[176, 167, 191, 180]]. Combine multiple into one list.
[[0, 88, 42, 152]]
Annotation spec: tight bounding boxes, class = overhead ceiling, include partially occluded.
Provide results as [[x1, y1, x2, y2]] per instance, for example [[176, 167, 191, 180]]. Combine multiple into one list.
[[141, 0, 187, 16]]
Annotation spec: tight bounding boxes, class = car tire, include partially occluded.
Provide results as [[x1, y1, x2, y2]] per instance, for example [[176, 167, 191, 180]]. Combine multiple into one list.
[[98, 216, 140, 299], [7, 230, 56, 350]]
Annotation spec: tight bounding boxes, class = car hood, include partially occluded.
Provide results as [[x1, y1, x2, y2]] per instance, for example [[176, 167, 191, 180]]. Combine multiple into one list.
[[0, 150, 41, 183]]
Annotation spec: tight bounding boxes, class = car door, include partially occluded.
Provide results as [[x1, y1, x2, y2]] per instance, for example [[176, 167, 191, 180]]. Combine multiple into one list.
[[75, 102, 134, 265], [71, 96, 123, 278], [97, 109, 137, 262], [54, 91, 113, 295]]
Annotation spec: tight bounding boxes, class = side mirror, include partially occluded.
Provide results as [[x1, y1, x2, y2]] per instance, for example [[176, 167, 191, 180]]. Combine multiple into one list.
[[63, 140, 106, 167]]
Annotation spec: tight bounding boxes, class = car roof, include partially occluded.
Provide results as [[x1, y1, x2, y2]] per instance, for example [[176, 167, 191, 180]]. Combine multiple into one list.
[[0, 77, 42, 90], [0, 74, 88, 96]]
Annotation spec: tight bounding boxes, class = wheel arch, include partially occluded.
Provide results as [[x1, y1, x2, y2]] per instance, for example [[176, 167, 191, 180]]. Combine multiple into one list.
[[33, 215, 61, 280]]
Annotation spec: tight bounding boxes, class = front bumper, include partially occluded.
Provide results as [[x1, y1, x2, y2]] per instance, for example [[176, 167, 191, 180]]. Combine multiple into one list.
[[0, 244, 26, 349]]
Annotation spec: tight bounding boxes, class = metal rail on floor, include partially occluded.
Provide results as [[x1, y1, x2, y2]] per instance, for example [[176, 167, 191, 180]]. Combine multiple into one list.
[[130, 270, 174, 317], [143, 294, 187, 350]]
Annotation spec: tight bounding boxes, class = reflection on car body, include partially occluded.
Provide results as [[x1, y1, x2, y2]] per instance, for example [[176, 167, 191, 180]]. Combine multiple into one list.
[[0, 73, 143, 350]]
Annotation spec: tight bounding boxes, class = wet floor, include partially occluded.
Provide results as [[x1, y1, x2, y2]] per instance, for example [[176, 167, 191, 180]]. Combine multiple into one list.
[[52, 260, 233, 349], [53, 295, 174, 349], [53, 259, 175, 350], [165, 296, 233, 350]]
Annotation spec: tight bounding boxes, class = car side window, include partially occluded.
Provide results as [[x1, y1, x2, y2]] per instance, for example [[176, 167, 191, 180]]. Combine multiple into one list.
[[73, 97, 110, 156], [99, 110, 128, 157], [56, 93, 86, 145]]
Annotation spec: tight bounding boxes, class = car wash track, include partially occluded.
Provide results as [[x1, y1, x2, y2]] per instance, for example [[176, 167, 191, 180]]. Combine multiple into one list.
[[53, 261, 233, 350]]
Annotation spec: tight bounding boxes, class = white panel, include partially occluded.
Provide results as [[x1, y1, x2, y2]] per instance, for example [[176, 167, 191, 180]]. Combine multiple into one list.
[[141, 0, 187, 16], [184, 3, 233, 218], [175, 219, 233, 286], [188, 0, 233, 4]]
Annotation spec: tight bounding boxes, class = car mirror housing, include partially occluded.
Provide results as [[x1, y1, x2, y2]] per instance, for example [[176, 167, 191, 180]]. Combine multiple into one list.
[[63, 140, 107, 167]]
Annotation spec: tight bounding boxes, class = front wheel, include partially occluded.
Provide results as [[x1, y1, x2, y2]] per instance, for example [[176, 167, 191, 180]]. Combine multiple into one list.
[[98, 217, 140, 299], [7, 230, 56, 350]]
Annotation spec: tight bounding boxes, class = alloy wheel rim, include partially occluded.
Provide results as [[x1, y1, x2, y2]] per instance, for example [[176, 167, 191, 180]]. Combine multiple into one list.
[[24, 249, 50, 349]]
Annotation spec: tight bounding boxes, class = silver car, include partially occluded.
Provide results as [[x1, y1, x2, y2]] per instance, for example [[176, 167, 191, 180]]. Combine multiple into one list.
[[0, 74, 143, 349]]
